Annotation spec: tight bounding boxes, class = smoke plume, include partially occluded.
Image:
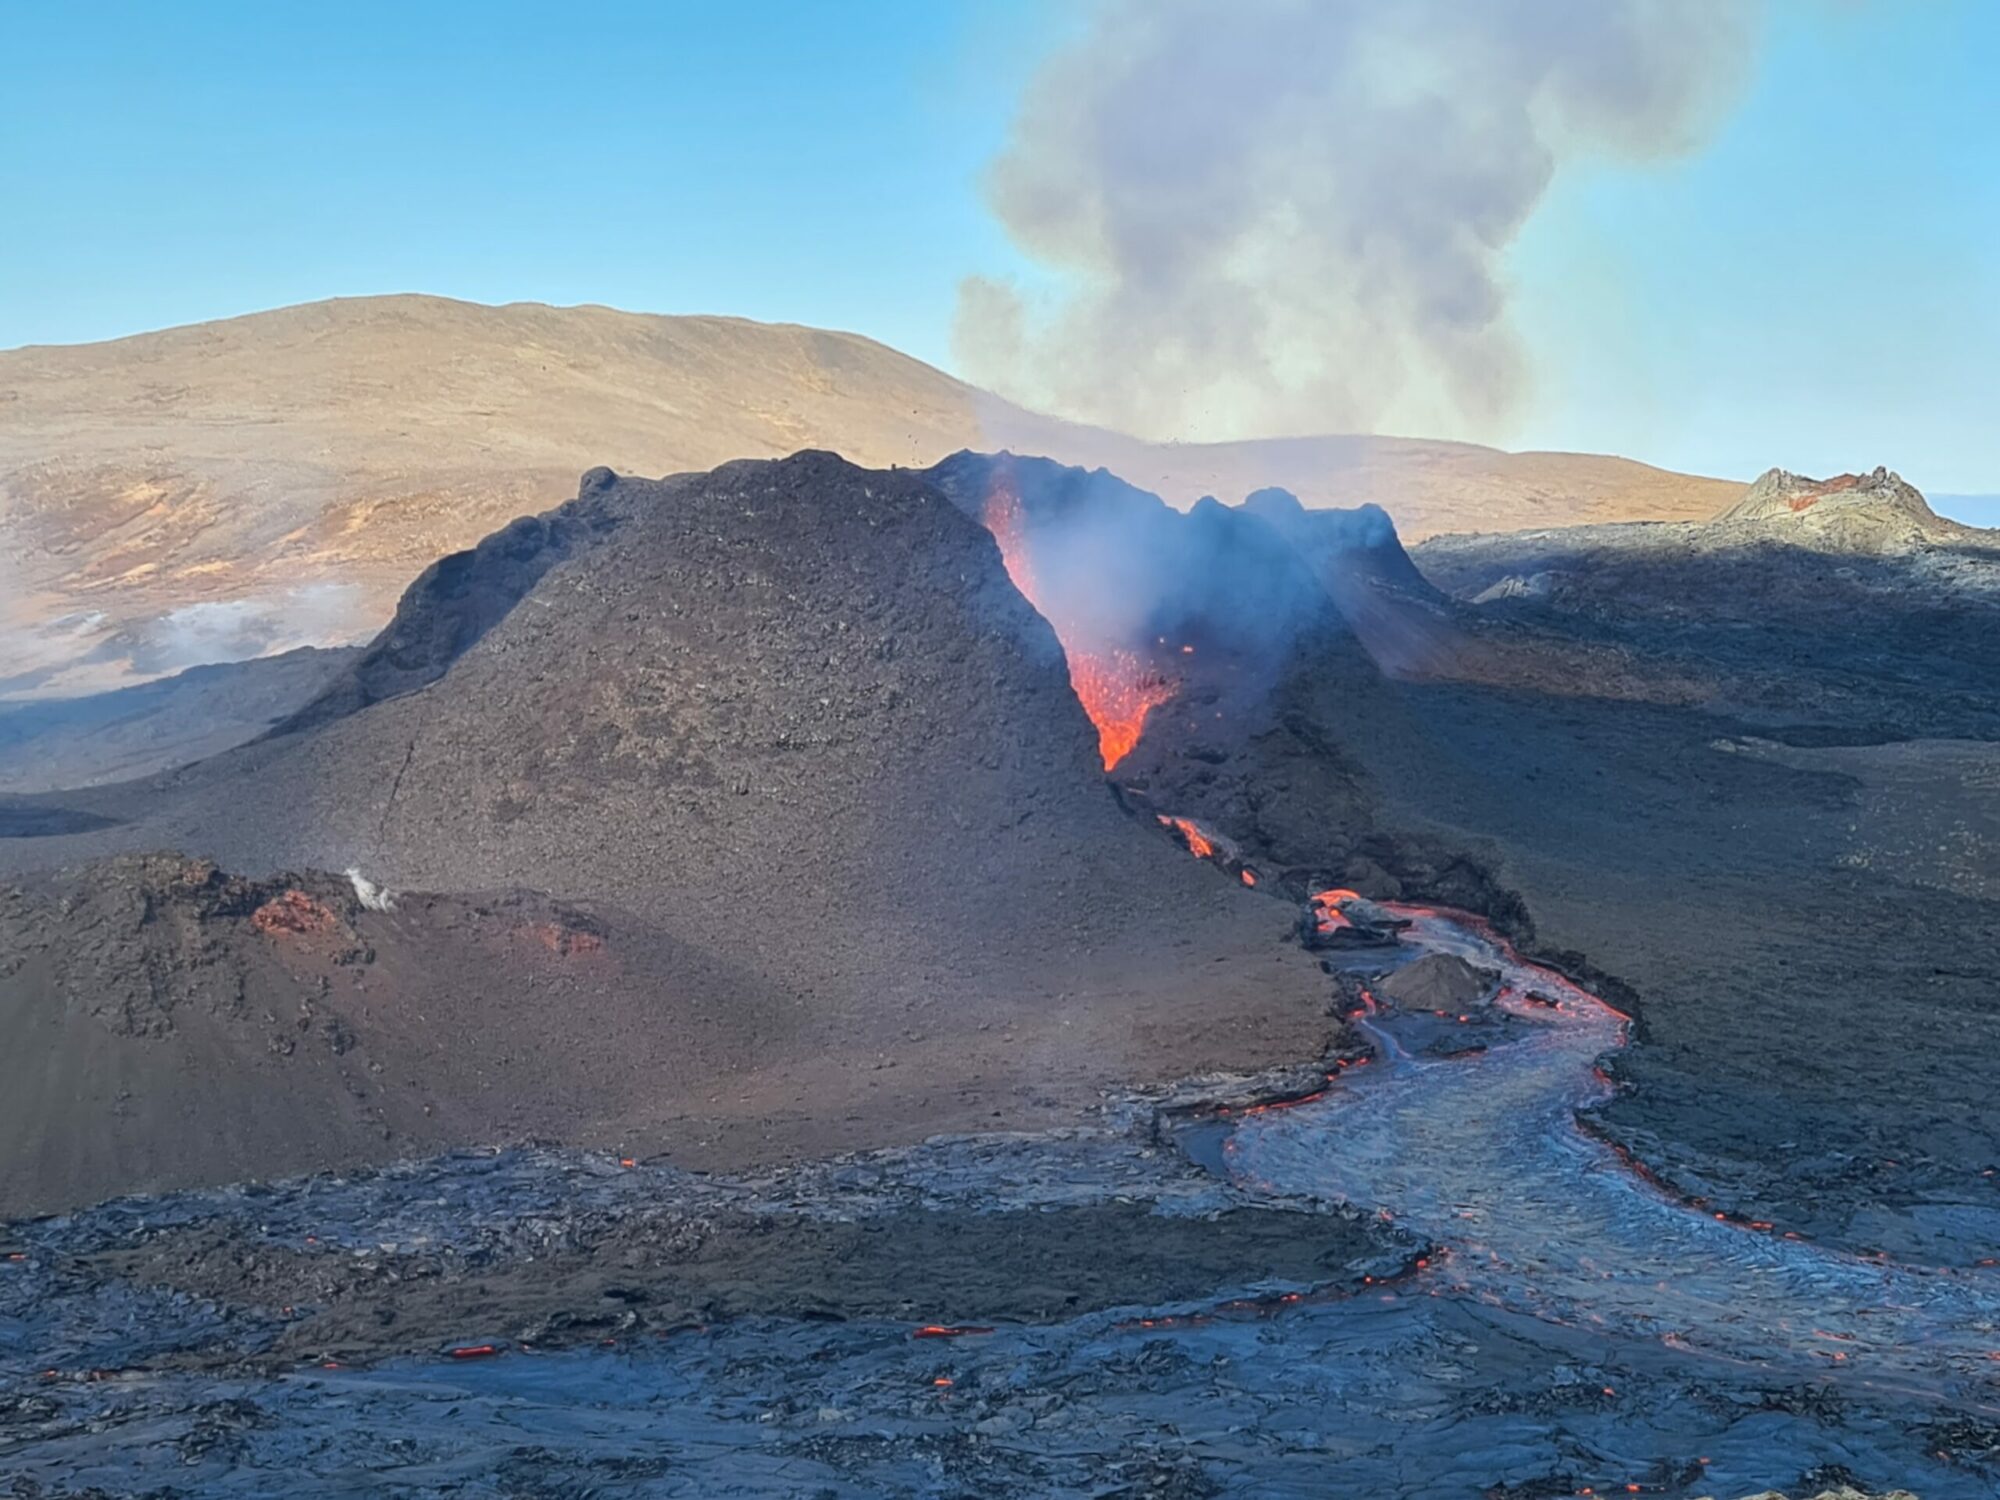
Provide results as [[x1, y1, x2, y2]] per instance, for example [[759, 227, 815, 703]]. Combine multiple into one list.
[[958, 0, 1759, 442]]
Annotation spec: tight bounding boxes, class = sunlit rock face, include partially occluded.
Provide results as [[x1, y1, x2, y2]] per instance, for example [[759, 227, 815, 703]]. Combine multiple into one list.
[[1717, 465, 1969, 551]]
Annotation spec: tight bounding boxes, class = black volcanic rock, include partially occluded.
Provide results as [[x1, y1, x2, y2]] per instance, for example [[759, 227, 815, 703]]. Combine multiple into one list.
[[1241, 487, 1442, 599], [923, 450, 1334, 660], [275, 478, 628, 733], [1239, 486, 1457, 677]]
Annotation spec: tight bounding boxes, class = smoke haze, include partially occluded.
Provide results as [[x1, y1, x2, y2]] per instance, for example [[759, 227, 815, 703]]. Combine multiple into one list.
[[125, 585, 367, 677], [957, 0, 1761, 443]]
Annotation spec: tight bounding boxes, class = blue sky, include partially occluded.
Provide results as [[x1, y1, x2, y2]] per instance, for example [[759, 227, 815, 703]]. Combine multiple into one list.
[[1509, 0, 2000, 497], [2, 1, 1993, 495]]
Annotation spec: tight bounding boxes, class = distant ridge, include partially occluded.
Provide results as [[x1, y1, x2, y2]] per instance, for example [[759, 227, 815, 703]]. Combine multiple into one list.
[[0, 295, 1738, 696]]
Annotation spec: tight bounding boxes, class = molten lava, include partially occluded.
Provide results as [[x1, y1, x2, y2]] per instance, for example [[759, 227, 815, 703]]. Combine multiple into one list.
[[981, 483, 1176, 770], [981, 481, 1040, 601], [1311, 887, 1362, 933], [1157, 814, 1216, 859], [1066, 650, 1177, 770]]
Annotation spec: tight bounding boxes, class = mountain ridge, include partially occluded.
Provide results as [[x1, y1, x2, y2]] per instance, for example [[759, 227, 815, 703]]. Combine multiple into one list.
[[1, 294, 1741, 698]]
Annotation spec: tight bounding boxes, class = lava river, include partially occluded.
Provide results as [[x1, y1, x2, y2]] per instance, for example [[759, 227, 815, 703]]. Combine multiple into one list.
[[1237, 904, 2000, 1404]]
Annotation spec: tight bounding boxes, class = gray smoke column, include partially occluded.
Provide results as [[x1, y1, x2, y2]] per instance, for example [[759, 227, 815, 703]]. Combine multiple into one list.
[[958, 0, 1760, 442]]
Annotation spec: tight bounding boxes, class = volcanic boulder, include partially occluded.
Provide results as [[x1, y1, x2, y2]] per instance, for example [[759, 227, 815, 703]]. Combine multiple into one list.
[[1373, 953, 1496, 1011]]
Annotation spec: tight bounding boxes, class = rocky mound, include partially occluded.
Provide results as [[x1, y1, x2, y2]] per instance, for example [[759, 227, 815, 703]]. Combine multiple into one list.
[[0, 453, 1333, 1212], [1240, 487, 1438, 597], [1716, 465, 1968, 551], [1238, 485, 1458, 677], [0, 853, 744, 1214], [1372, 952, 1496, 1011]]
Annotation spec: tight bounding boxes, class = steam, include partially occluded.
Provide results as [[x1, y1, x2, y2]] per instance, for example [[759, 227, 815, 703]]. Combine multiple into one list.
[[346, 868, 398, 913], [124, 584, 367, 676], [931, 451, 1346, 664], [958, 0, 1760, 442]]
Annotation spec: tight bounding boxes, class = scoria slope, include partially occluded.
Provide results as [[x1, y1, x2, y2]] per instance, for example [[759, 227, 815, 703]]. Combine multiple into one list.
[[0, 294, 1737, 698], [0, 453, 1333, 1211]]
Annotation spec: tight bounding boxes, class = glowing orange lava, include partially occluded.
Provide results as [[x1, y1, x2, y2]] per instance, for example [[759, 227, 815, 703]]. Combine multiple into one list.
[[982, 483, 1039, 601], [1312, 887, 1362, 932], [1157, 814, 1215, 859], [981, 483, 1176, 770], [1066, 649, 1177, 770]]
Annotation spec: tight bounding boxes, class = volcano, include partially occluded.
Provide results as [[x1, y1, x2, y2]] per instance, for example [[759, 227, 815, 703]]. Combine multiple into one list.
[[0, 452, 1333, 1213]]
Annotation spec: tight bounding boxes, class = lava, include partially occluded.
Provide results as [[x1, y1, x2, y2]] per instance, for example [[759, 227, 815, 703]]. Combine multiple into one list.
[[981, 481, 1039, 601], [1312, 887, 1362, 932], [1153, 813, 1273, 892], [1156, 814, 1215, 860], [1066, 650, 1177, 770], [980, 482, 1176, 770]]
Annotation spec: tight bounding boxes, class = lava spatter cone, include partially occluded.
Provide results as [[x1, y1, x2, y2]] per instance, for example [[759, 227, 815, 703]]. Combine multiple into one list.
[[0, 453, 1330, 1214]]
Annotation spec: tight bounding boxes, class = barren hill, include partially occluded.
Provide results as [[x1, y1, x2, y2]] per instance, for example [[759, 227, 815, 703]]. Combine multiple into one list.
[[1, 295, 1737, 696]]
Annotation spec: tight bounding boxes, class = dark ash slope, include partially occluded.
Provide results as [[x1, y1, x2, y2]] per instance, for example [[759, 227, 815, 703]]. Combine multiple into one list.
[[0, 453, 1329, 1214], [0, 646, 358, 795]]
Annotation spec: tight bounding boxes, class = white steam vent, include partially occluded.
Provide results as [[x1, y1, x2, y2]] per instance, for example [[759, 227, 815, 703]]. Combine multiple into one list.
[[345, 868, 398, 912]]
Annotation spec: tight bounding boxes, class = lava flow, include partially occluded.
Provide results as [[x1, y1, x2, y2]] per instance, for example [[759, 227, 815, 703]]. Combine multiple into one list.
[[982, 483, 1176, 770], [1156, 814, 1215, 859]]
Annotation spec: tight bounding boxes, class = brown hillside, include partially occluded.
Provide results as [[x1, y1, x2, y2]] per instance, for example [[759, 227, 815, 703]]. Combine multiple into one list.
[[0, 295, 1737, 695]]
